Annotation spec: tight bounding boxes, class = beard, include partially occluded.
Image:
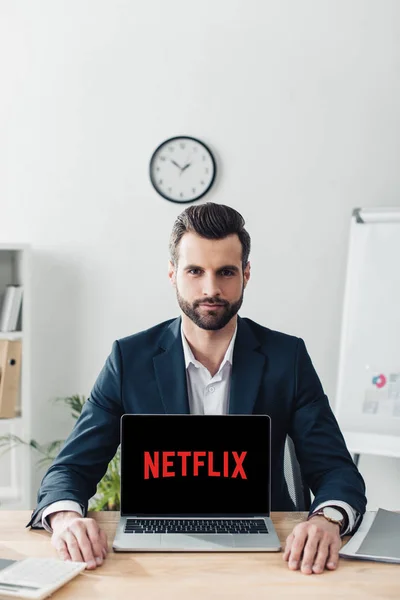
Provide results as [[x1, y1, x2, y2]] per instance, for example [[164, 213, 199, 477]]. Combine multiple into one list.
[[176, 286, 244, 331]]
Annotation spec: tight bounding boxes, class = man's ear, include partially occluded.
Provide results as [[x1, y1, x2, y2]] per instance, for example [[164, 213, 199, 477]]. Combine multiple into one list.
[[168, 260, 177, 286], [243, 261, 251, 288]]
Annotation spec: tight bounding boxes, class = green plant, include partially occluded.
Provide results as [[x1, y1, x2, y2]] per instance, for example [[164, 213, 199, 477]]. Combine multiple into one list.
[[0, 394, 121, 511]]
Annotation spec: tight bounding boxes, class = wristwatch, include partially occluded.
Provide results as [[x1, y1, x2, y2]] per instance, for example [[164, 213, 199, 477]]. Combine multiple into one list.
[[308, 506, 348, 534]]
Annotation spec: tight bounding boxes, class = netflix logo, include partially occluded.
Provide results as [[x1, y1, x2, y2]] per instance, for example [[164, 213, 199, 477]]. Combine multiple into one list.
[[143, 451, 248, 480]]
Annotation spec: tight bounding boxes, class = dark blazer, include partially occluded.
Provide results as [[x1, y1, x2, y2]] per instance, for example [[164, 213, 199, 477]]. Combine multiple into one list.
[[28, 316, 366, 526]]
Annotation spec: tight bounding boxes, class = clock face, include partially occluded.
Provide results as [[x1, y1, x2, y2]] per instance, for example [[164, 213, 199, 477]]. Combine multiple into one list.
[[149, 136, 216, 203]]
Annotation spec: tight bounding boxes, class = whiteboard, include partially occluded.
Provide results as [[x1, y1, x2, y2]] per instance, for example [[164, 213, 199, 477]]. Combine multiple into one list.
[[335, 208, 400, 450]]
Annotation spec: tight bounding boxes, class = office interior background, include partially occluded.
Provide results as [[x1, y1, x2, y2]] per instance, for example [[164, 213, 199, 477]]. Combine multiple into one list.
[[0, 0, 399, 510]]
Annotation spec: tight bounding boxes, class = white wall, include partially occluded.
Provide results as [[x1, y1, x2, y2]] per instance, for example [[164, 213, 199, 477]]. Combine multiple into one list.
[[1, 0, 400, 509]]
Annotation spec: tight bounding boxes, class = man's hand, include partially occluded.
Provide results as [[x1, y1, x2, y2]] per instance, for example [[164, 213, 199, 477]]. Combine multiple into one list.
[[49, 511, 108, 570], [283, 516, 342, 575]]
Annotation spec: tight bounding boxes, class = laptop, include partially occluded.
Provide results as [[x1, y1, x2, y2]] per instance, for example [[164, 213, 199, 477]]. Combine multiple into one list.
[[113, 414, 281, 552]]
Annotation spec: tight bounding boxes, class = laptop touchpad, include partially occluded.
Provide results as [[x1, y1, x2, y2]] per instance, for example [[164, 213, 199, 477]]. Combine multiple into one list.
[[233, 534, 270, 548], [160, 534, 235, 549]]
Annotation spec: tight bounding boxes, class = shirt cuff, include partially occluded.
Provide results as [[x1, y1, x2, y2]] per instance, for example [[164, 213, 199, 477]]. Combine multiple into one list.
[[39, 501, 84, 533], [312, 500, 358, 535]]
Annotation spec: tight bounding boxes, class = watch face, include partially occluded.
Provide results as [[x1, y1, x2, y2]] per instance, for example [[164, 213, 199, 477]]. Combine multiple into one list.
[[149, 136, 216, 203], [323, 507, 343, 522]]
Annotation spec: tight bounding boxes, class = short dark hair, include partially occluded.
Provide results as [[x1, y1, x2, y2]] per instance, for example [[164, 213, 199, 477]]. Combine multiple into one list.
[[169, 203, 251, 269]]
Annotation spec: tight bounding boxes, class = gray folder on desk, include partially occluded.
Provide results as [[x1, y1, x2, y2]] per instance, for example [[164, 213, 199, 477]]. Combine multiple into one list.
[[340, 509, 400, 564]]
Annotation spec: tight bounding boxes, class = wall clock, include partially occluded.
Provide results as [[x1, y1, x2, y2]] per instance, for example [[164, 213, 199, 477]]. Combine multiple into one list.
[[149, 136, 216, 203]]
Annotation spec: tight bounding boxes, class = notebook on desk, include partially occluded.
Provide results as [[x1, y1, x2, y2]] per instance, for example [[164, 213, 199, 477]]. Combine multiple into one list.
[[113, 414, 281, 552], [340, 509, 400, 564], [0, 557, 85, 599]]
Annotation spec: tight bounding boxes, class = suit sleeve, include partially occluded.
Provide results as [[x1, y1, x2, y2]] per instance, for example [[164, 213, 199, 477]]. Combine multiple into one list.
[[27, 341, 123, 527], [288, 338, 367, 516]]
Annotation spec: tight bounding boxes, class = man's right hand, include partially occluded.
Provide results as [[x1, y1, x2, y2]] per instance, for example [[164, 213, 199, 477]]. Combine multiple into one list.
[[49, 511, 108, 570]]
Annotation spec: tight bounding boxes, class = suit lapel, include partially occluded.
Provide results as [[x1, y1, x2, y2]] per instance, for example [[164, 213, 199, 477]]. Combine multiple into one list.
[[229, 317, 266, 414], [153, 317, 190, 414]]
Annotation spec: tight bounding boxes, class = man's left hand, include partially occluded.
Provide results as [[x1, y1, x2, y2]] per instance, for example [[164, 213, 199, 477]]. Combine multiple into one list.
[[282, 516, 342, 575]]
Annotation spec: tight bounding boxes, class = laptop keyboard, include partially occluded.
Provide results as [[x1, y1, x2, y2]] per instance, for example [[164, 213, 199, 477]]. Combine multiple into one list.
[[125, 519, 268, 534]]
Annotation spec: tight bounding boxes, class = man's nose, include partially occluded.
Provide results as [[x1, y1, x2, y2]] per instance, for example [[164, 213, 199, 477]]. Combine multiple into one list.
[[202, 273, 221, 297]]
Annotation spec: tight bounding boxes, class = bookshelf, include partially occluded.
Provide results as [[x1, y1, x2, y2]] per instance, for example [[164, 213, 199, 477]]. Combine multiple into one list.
[[0, 245, 31, 510], [0, 332, 23, 341]]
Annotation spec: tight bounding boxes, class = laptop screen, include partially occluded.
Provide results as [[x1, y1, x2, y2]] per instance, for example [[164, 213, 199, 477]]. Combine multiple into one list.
[[120, 414, 270, 517]]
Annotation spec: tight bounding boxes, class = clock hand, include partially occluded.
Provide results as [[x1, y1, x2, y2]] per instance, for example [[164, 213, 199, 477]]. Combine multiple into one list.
[[171, 159, 183, 169], [181, 163, 192, 172]]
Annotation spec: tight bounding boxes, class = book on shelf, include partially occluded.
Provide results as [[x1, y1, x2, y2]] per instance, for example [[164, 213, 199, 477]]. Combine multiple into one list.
[[0, 285, 23, 332], [0, 339, 22, 418]]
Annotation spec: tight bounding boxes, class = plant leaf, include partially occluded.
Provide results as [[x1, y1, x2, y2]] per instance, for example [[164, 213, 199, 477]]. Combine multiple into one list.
[[53, 394, 86, 420], [1, 393, 121, 511]]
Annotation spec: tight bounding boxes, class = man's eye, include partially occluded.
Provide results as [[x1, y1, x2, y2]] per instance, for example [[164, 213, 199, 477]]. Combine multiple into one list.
[[221, 270, 234, 277], [188, 269, 202, 275]]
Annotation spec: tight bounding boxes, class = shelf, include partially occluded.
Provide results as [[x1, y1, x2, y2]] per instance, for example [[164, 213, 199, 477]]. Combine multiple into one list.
[[0, 416, 22, 425], [0, 244, 29, 251], [0, 331, 23, 340], [0, 246, 30, 509]]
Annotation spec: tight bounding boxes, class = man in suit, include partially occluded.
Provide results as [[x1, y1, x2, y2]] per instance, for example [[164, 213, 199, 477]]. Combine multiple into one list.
[[28, 203, 366, 575]]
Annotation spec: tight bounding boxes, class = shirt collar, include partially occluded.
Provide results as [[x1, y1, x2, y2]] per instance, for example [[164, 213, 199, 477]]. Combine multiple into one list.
[[181, 323, 238, 372]]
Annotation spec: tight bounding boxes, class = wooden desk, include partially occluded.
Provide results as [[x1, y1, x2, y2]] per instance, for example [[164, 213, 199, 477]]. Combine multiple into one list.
[[0, 511, 398, 599]]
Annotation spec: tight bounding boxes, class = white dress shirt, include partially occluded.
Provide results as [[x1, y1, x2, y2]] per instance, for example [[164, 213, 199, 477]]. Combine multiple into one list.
[[182, 323, 237, 416], [35, 324, 357, 534]]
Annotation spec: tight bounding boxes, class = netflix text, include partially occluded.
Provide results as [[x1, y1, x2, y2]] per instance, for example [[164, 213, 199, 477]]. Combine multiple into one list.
[[143, 450, 248, 480]]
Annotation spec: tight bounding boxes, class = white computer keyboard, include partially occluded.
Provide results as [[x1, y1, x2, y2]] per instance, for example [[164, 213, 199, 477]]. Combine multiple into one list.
[[0, 557, 86, 599]]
